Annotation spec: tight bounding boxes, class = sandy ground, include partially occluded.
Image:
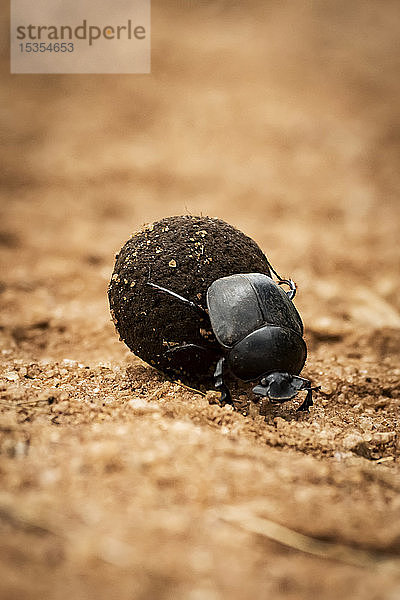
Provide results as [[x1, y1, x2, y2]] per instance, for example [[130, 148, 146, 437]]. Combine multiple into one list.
[[1, 2, 400, 599]]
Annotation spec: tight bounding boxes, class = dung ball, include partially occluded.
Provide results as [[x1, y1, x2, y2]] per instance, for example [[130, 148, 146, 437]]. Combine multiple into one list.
[[108, 215, 271, 387]]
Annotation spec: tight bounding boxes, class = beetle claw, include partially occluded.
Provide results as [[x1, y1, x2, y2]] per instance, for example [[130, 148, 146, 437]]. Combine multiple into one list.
[[297, 386, 320, 411]]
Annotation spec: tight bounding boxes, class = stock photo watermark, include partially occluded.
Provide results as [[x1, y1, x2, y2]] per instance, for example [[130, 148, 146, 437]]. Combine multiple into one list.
[[11, 0, 150, 73]]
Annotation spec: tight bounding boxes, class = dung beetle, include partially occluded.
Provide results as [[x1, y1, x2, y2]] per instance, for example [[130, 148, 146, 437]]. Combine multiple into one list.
[[148, 262, 318, 411]]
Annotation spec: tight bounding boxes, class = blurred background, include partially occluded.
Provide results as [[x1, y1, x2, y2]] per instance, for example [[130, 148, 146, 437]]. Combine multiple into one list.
[[1, 0, 400, 362]]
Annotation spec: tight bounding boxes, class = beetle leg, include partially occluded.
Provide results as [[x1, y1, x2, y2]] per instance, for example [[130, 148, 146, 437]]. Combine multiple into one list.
[[147, 282, 208, 317], [162, 343, 219, 382], [164, 343, 209, 356], [278, 279, 297, 300], [214, 357, 232, 405], [297, 382, 320, 412], [297, 389, 313, 412]]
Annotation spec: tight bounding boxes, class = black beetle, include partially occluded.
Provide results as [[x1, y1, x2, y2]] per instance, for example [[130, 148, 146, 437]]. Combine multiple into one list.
[[148, 263, 318, 411]]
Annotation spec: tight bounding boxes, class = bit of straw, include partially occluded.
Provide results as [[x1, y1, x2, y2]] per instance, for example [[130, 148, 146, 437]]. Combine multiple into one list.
[[173, 379, 206, 396], [219, 505, 400, 572]]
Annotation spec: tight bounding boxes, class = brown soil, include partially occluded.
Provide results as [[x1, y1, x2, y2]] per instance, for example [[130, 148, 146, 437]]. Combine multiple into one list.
[[1, 2, 400, 599]]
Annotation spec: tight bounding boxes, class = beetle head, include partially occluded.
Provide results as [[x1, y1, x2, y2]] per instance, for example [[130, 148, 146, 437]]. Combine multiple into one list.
[[252, 372, 310, 403]]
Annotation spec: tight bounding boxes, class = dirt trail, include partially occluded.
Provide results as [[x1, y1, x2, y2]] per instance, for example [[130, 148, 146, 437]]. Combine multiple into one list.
[[1, 2, 400, 599]]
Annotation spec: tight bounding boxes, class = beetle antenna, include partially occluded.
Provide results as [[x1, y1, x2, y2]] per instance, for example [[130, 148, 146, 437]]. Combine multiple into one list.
[[265, 257, 286, 283], [265, 258, 297, 300], [146, 282, 208, 316]]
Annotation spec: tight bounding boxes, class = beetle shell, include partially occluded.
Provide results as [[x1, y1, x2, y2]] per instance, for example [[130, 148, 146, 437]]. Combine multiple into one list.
[[227, 325, 307, 381], [206, 273, 303, 348]]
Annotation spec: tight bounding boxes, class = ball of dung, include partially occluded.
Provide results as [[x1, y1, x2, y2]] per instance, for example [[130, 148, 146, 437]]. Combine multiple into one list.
[[108, 215, 271, 387]]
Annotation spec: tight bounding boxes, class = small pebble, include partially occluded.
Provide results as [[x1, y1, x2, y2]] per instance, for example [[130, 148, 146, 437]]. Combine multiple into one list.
[[372, 432, 395, 445], [5, 372, 19, 382], [342, 433, 364, 450], [128, 398, 160, 414]]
